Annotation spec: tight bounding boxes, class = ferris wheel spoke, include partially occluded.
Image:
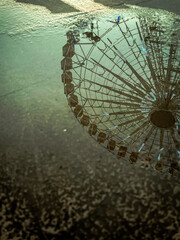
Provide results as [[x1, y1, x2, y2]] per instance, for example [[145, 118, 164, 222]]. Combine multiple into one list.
[[83, 45, 96, 81], [90, 110, 147, 117], [148, 128, 158, 156], [95, 46, 149, 98], [161, 75, 179, 97], [124, 60, 151, 93], [117, 115, 145, 128], [136, 45, 158, 94], [78, 87, 142, 106], [74, 63, 146, 104], [159, 129, 165, 150], [137, 125, 156, 153], [108, 110, 147, 116], [143, 51, 164, 94], [83, 97, 141, 108], [143, 125, 156, 143], [153, 48, 166, 85], [91, 58, 153, 102], [96, 36, 152, 94], [79, 43, 90, 59], [150, 29, 166, 81], [117, 22, 156, 92], [170, 129, 180, 153], [122, 117, 150, 143], [173, 68, 180, 86], [73, 54, 84, 78], [130, 120, 150, 135], [167, 130, 174, 163], [138, 20, 164, 92], [146, 46, 163, 93], [81, 78, 143, 104], [145, 56, 162, 94], [70, 73, 145, 108], [139, 20, 160, 67], [74, 54, 138, 94], [164, 44, 175, 91], [99, 24, 116, 39], [74, 51, 85, 65], [169, 66, 180, 95], [72, 65, 137, 103], [86, 44, 96, 60], [122, 120, 150, 143], [72, 64, 86, 84], [100, 38, 152, 95], [130, 124, 150, 145], [167, 130, 172, 149]]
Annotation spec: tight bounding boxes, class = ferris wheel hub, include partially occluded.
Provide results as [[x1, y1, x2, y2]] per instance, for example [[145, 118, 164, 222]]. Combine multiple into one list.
[[150, 110, 175, 129]]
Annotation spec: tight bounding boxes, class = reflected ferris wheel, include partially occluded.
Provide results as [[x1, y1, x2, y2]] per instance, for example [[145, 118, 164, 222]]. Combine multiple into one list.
[[61, 16, 180, 176]]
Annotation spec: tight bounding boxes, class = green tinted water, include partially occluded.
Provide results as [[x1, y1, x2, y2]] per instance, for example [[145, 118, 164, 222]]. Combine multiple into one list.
[[0, 1, 178, 152]]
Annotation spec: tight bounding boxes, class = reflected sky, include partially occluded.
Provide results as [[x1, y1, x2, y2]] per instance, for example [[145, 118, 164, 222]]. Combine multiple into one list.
[[0, 0, 179, 158]]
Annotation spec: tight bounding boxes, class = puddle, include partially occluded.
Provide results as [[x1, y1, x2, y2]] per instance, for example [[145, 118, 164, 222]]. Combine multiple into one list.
[[0, 0, 179, 176]]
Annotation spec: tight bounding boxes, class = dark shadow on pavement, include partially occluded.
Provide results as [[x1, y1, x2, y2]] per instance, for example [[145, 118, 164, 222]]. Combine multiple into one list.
[[16, 0, 79, 13], [95, 0, 180, 15]]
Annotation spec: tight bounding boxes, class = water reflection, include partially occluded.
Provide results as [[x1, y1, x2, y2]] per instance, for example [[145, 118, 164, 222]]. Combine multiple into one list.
[[62, 16, 180, 176]]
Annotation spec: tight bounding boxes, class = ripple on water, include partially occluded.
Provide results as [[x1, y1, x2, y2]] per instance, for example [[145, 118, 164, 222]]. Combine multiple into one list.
[[0, 0, 179, 41]]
